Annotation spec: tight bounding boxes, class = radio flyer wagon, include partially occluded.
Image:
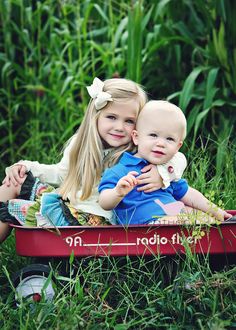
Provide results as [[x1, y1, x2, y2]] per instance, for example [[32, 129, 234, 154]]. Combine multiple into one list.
[[10, 211, 236, 303]]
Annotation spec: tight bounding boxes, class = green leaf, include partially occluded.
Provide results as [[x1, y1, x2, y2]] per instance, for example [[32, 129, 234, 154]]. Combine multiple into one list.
[[186, 103, 201, 135], [204, 68, 219, 109], [93, 4, 109, 24], [114, 17, 128, 48], [179, 66, 205, 112], [192, 107, 211, 149], [69, 250, 75, 265], [101, 287, 111, 302], [60, 76, 74, 96]]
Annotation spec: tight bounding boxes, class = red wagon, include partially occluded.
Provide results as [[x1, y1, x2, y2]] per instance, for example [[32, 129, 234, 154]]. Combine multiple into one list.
[[10, 210, 236, 303], [12, 210, 236, 257]]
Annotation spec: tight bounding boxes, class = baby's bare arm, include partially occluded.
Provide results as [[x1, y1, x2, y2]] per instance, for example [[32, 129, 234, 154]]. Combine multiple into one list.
[[99, 171, 138, 210], [181, 187, 231, 221]]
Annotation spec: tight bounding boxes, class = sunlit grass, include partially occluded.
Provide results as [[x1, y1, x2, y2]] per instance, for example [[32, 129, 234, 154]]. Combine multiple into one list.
[[0, 250, 235, 329]]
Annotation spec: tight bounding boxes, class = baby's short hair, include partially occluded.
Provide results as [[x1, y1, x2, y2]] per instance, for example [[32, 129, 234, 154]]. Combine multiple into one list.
[[138, 100, 187, 140]]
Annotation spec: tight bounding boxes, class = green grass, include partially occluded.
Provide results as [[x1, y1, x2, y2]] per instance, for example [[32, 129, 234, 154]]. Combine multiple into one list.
[[0, 251, 236, 329]]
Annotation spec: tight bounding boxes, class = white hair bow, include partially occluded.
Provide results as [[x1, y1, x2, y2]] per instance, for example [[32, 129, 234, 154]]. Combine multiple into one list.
[[86, 77, 113, 110]]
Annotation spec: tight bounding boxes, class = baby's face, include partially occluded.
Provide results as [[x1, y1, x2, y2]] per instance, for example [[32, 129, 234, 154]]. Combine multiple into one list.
[[132, 110, 183, 165]]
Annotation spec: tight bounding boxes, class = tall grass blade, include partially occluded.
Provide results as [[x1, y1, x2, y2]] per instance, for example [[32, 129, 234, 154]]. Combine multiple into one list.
[[127, 1, 143, 82], [179, 66, 205, 112]]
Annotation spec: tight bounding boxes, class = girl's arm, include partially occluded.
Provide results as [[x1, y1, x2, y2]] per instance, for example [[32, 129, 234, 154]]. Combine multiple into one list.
[[136, 164, 163, 192], [4, 135, 76, 186], [181, 187, 232, 221]]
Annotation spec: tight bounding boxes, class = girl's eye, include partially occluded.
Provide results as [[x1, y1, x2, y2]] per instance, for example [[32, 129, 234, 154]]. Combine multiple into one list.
[[107, 115, 116, 120], [149, 133, 158, 138], [126, 119, 135, 125], [167, 137, 175, 142]]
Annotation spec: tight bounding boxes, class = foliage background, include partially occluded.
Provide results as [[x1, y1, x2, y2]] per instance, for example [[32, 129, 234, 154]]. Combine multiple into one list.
[[1, 0, 235, 175], [0, 1, 236, 329]]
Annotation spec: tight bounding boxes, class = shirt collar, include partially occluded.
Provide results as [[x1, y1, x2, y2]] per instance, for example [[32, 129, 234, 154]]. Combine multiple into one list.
[[119, 152, 149, 166]]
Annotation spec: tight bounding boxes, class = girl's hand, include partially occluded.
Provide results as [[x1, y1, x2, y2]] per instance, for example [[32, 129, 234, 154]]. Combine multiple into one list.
[[3, 164, 27, 187], [115, 171, 138, 197], [137, 164, 162, 193]]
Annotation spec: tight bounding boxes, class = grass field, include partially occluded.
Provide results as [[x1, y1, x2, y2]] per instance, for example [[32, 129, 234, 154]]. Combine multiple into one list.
[[0, 239, 236, 329]]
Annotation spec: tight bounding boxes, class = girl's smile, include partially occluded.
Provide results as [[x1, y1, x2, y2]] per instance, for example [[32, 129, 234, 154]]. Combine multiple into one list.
[[109, 133, 125, 139]]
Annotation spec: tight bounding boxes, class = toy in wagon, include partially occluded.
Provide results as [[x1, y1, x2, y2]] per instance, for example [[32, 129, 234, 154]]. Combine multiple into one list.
[[1, 79, 235, 303]]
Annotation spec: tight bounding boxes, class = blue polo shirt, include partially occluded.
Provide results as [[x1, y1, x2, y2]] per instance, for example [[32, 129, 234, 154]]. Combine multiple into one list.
[[98, 152, 189, 225]]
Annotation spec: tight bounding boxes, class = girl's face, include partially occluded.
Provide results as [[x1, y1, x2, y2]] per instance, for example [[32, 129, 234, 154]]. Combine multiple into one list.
[[98, 100, 139, 148]]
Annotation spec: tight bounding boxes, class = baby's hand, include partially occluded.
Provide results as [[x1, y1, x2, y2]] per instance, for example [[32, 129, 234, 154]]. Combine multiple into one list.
[[3, 164, 27, 187], [115, 171, 138, 197], [137, 164, 162, 192], [214, 209, 233, 222], [222, 211, 234, 221]]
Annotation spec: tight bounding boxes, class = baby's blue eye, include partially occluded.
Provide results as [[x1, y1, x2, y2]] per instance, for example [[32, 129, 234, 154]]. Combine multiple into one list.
[[150, 133, 158, 138], [167, 137, 175, 141]]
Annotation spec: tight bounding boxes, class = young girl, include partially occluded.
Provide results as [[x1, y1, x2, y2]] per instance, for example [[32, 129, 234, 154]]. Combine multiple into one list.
[[0, 77, 166, 242]]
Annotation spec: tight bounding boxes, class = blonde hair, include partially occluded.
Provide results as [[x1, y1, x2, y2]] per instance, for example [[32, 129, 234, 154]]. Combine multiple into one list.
[[59, 78, 147, 202]]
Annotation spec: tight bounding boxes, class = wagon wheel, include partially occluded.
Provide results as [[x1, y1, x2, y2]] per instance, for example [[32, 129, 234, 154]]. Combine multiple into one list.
[[12, 264, 55, 304]]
